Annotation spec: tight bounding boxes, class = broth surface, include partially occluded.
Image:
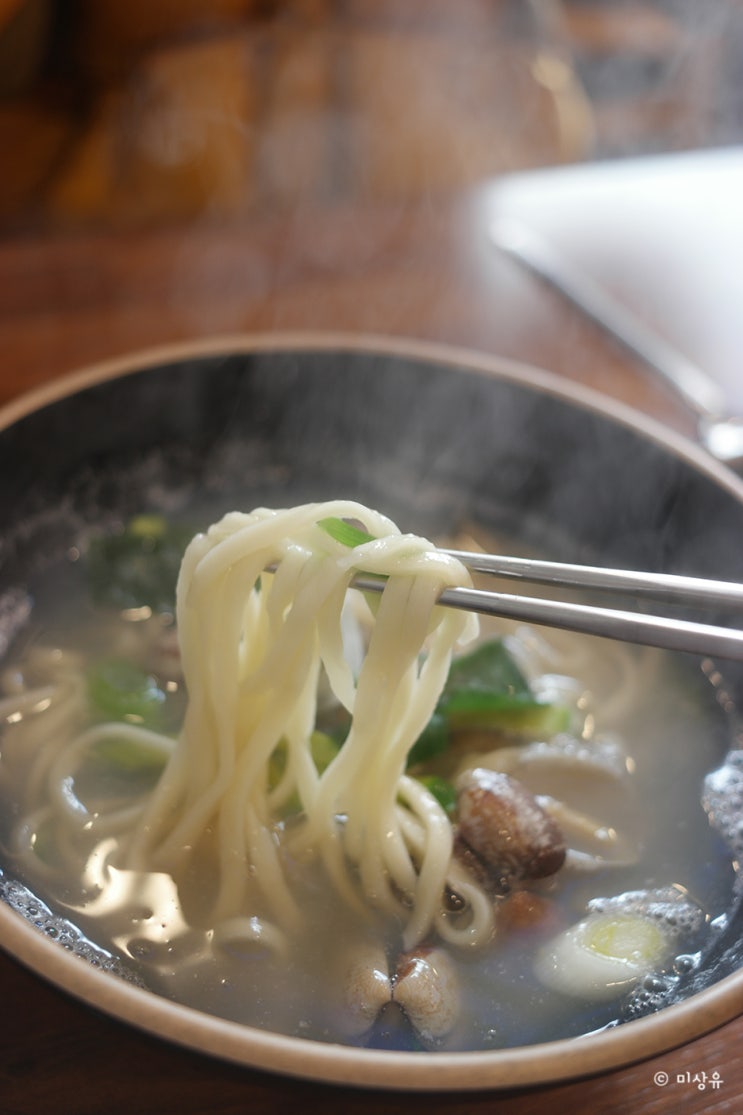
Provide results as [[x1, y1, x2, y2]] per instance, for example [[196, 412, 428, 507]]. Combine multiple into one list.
[[0, 519, 738, 1051]]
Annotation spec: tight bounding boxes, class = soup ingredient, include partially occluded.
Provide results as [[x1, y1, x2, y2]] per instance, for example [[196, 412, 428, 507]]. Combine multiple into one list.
[[339, 940, 392, 1038], [392, 946, 460, 1043], [535, 886, 706, 1001], [88, 513, 193, 611], [456, 767, 566, 883], [459, 733, 641, 872], [339, 941, 460, 1044], [88, 732, 171, 779], [417, 774, 457, 817], [87, 658, 167, 727], [409, 640, 571, 766], [535, 912, 670, 1001]]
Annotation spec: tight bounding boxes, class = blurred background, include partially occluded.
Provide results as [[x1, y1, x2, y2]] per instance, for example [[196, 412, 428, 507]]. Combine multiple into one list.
[[1, 0, 742, 235]]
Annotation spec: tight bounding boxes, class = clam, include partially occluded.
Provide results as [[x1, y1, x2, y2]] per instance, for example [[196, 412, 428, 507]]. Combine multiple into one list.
[[337, 941, 392, 1038], [458, 732, 632, 790], [392, 946, 461, 1043], [337, 941, 461, 1044]]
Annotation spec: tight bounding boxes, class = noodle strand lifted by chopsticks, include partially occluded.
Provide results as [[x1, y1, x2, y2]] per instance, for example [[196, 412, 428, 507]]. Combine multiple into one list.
[[127, 502, 486, 948], [36, 501, 490, 953]]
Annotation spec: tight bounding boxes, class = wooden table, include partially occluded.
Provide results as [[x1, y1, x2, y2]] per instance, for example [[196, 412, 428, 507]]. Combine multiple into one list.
[[1, 192, 740, 1114]]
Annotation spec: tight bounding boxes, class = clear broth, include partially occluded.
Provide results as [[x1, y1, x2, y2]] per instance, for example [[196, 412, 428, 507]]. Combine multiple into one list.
[[0, 530, 738, 1052]]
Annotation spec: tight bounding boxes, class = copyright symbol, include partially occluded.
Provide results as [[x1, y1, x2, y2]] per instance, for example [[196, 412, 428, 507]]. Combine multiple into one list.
[[654, 1071, 669, 1087]]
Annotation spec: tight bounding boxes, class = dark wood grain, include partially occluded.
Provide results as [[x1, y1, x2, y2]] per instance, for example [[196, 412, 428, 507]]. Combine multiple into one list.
[[0, 196, 695, 433], [0, 191, 739, 1113]]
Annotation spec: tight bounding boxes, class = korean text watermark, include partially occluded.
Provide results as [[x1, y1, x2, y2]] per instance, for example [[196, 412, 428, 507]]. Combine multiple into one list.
[[653, 1069, 723, 1091]]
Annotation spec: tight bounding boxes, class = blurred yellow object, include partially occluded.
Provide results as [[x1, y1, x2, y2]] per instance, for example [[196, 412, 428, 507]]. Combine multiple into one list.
[[49, 35, 261, 227]]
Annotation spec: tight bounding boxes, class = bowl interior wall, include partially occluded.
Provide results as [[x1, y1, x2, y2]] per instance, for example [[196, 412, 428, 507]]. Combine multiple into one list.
[[3, 349, 743, 583]]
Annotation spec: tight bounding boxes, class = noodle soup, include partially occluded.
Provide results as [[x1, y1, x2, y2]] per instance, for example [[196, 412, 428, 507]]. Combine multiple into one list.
[[0, 504, 739, 1052]]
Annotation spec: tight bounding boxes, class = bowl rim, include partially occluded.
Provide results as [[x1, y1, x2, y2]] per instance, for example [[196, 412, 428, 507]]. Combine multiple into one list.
[[2, 330, 743, 1091]]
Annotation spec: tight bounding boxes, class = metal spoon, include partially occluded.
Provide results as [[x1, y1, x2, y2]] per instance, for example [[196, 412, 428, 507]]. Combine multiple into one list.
[[492, 217, 743, 468]]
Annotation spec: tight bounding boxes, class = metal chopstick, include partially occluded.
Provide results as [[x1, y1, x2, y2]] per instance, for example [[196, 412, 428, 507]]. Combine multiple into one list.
[[443, 550, 743, 609], [350, 554, 743, 661]]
